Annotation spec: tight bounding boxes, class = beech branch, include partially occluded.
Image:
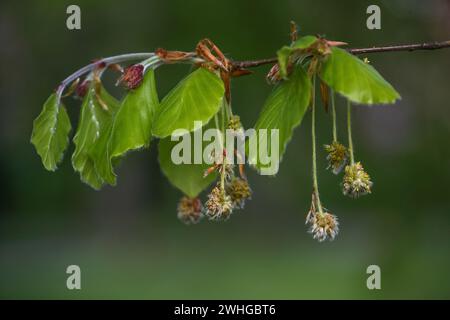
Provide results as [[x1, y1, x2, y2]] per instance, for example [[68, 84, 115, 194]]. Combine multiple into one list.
[[56, 40, 450, 97], [230, 40, 450, 69]]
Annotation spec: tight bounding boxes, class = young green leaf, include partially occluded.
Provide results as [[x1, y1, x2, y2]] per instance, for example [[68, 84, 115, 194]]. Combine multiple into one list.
[[291, 35, 318, 50], [72, 84, 119, 190], [277, 35, 318, 78], [250, 65, 311, 175], [90, 69, 159, 186], [88, 119, 116, 186], [152, 68, 224, 138], [158, 131, 217, 198], [277, 46, 293, 79], [109, 68, 159, 157], [31, 93, 72, 171], [319, 47, 400, 104]]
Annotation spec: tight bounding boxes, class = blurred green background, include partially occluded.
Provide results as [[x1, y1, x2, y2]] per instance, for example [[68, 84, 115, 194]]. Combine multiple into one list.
[[1, 0, 449, 299]]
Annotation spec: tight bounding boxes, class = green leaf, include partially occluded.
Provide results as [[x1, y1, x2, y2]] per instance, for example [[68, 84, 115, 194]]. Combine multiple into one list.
[[277, 46, 293, 79], [152, 68, 224, 138], [31, 93, 72, 171], [109, 68, 159, 157], [319, 47, 400, 104], [158, 130, 217, 198], [72, 84, 119, 190], [90, 69, 159, 186], [88, 118, 116, 185], [291, 35, 318, 50], [277, 35, 318, 78], [250, 66, 311, 175]]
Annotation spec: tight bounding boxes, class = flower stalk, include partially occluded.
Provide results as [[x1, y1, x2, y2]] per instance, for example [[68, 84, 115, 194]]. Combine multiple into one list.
[[342, 99, 373, 198], [331, 89, 337, 142], [311, 76, 324, 216], [347, 99, 355, 165]]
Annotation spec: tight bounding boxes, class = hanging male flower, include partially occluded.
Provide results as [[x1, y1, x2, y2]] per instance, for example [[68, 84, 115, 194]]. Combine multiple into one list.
[[205, 185, 233, 220], [226, 177, 252, 209], [342, 162, 373, 198], [177, 196, 203, 224], [324, 141, 349, 174], [305, 193, 339, 242], [306, 210, 339, 242], [227, 115, 243, 131]]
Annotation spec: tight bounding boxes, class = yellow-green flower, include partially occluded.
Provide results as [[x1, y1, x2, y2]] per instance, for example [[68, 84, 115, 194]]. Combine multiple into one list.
[[227, 115, 243, 131], [342, 162, 373, 198], [226, 177, 252, 209], [324, 141, 348, 174], [205, 185, 233, 220]]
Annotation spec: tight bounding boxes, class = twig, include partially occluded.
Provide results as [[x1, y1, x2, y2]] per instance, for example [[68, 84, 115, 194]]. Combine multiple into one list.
[[56, 53, 155, 97], [348, 40, 450, 55], [55, 40, 450, 98], [230, 40, 450, 69]]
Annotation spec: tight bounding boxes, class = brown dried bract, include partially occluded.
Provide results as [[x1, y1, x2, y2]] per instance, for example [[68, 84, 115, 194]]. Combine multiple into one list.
[[108, 63, 124, 73], [290, 21, 298, 42], [320, 80, 330, 113], [196, 38, 230, 72], [266, 63, 281, 84], [62, 78, 80, 98], [93, 71, 109, 110], [155, 48, 195, 63]]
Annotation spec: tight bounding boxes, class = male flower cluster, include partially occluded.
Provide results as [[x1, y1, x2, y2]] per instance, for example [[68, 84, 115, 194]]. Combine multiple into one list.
[[324, 141, 348, 174], [177, 197, 203, 224], [342, 162, 373, 198]]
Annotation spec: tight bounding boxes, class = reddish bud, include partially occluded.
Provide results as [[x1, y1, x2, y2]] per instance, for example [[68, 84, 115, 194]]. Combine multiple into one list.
[[97, 61, 107, 69], [118, 64, 144, 89], [76, 80, 91, 98]]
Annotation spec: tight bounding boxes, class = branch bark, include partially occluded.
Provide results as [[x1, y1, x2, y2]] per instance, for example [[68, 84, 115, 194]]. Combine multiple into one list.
[[230, 40, 450, 69]]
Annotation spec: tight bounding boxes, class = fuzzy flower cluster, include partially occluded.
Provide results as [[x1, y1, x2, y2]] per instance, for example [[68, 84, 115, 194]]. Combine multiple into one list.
[[204, 185, 234, 220], [177, 196, 203, 224], [342, 162, 373, 198], [306, 209, 339, 242], [227, 115, 243, 131], [324, 141, 348, 175], [226, 177, 252, 209], [177, 148, 252, 223], [204, 153, 252, 220], [205, 176, 252, 221]]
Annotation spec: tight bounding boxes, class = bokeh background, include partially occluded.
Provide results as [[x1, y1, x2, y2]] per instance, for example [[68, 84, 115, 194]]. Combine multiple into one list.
[[1, 0, 449, 299]]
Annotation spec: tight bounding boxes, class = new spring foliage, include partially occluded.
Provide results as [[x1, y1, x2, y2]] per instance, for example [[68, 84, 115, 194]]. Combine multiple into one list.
[[31, 35, 400, 197]]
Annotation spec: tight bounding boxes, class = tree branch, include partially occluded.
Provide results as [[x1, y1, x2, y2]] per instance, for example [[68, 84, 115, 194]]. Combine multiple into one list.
[[230, 40, 450, 69], [348, 40, 450, 54]]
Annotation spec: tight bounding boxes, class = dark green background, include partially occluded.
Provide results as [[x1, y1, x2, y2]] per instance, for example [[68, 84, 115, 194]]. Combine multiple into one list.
[[0, 0, 449, 299]]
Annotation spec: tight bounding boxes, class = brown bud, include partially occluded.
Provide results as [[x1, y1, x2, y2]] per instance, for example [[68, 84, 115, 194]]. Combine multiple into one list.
[[266, 63, 281, 84]]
